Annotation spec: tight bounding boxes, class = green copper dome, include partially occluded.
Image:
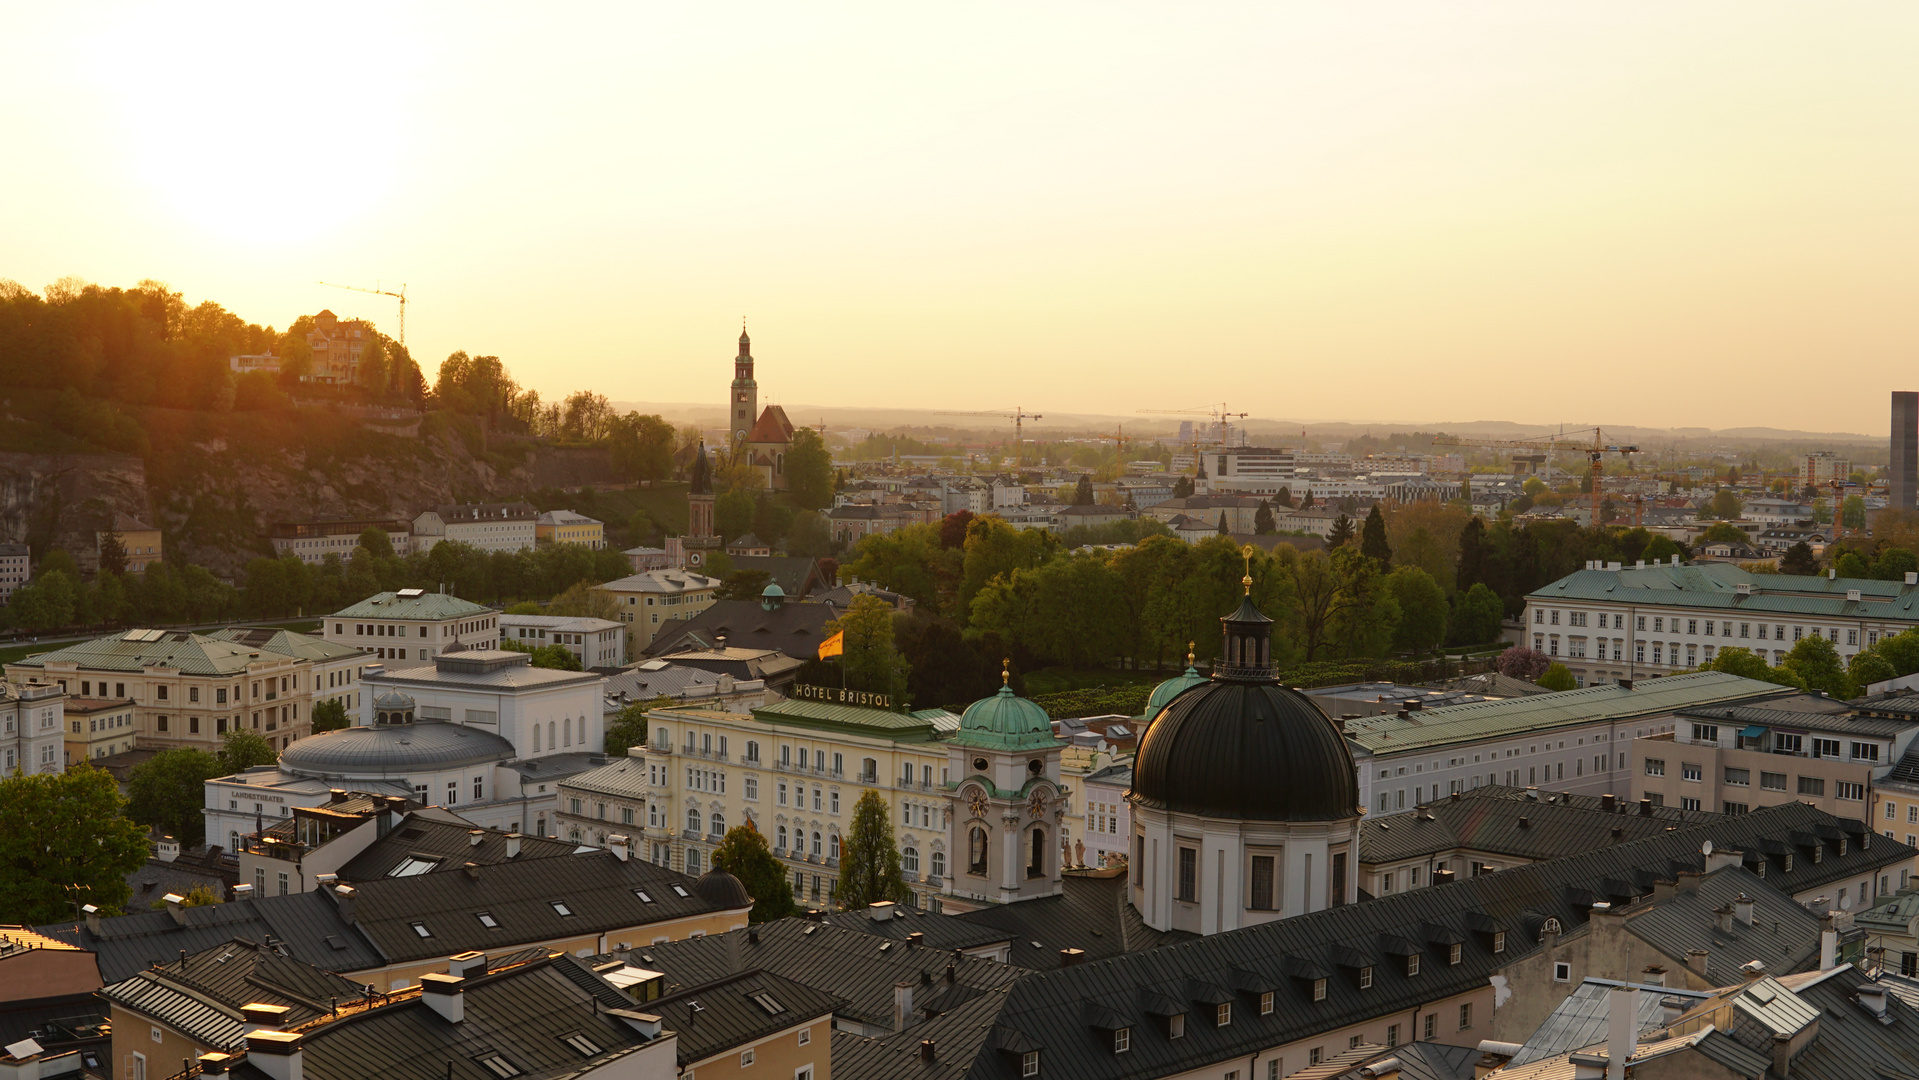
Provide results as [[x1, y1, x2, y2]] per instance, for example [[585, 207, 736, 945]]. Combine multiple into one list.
[[1144, 664, 1207, 718], [955, 682, 1057, 751]]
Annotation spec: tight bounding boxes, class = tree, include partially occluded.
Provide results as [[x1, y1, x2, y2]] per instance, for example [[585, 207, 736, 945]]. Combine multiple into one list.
[[1705, 646, 1805, 689], [1536, 662, 1578, 691], [1216, 512, 1229, 536], [1494, 646, 1552, 679], [826, 595, 911, 703], [1782, 636, 1852, 698], [1172, 475, 1194, 498], [1456, 516, 1490, 591], [1780, 541, 1818, 576], [218, 729, 278, 774], [834, 789, 910, 909], [1449, 582, 1505, 646], [785, 511, 833, 559], [1254, 500, 1276, 535], [716, 570, 773, 601], [529, 644, 583, 670], [607, 412, 677, 483], [1849, 649, 1895, 691], [1833, 551, 1871, 580], [1327, 515, 1355, 548], [1842, 495, 1867, 530], [716, 489, 757, 542], [1300, 489, 1316, 509], [310, 699, 350, 734], [546, 580, 622, 621], [127, 749, 226, 848], [605, 700, 665, 756], [0, 767, 149, 924], [1360, 506, 1392, 562], [1072, 475, 1095, 506], [1871, 547, 1918, 582], [98, 532, 128, 577], [358, 526, 396, 560], [1642, 535, 1683, 564], [711, 822, 797, 923], [1274, 486, 1294, 509], [1386, 566, 1447, 653], [785, 427, 835, 511]]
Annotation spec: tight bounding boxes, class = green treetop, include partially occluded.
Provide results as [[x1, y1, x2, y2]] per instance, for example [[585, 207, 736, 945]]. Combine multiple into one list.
[[834, 789, 911, 910]]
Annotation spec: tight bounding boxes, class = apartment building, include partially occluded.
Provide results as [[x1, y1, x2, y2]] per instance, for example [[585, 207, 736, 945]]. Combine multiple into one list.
[[1345, 672, 1789, 817], [203, 626, 366, 715], [535, 509, 606, 548], [305, 308, 372, 383], [1525, 560, 1919, 687], [322, 589, 501, 665], [98, 514, 162, 573], [501, 614, 627, 669], [637, 696, 961, 909], [267, 519, 411, 564], [1871, 696, 1919, 848], [0, 543, 26, 605], [0, 681, 66, 775], [63, 696, 136, 767], [1804, 451, 1852, 489], [595, 570, 722, 652], [411, 503, 538, 554], [556, 756, 649, 846], [1632, 695, 1919, 850], [7, 630, 312, 753]]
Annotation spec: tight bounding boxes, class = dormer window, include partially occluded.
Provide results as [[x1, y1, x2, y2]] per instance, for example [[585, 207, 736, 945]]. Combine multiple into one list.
[[1260, 991, 1274, 1015], [1493, 931, 1506, 953], [1168, 1014, 1185, 1039], [1312, 979, 1327, 1002], [1113, 1028, 1130, 1054], [1406, 955, 1420, 977], [1216, 1003, 1231, 1027], [1359, 967, 1374, 990], [1449, 943, 1463, 965], [1020, 1050, 1040, 1077]]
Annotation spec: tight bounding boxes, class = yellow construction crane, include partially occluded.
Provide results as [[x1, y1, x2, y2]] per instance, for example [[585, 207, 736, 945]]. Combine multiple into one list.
[[1137, 403, 1250, 472], [1429, 428, 1638, 525], [936, 407, 1044, 466], [318, 281, 408, 345]]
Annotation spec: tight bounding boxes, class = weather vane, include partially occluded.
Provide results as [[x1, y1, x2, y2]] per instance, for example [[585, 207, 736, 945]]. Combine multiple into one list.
[[1241, 544, 1255, 594], [1002, 657, 1011, 686]]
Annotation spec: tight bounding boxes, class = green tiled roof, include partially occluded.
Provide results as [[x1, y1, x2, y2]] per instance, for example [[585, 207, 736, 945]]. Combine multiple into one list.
[[1342, 671, 1786, 755], [1529, 562, 1919, 621], [652, 698, 951, 743], [13, 630, 290, 676], [329, 591, 495, 620], [202, 626, 361, 662]]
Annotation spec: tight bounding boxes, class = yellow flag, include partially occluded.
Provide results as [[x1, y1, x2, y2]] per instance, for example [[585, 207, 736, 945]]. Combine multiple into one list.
[[818, 631, 844, 660]]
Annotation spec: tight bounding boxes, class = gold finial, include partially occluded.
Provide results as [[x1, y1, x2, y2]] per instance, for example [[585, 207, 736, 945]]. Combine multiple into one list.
[[1186, 640, 1195, 667], [1002, 658, 1011, 687], [1241, 543, 1256, 595]]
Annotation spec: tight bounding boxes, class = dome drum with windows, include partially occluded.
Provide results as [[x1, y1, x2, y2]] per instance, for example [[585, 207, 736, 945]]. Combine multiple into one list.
[[1132, 562, 1361, 822]]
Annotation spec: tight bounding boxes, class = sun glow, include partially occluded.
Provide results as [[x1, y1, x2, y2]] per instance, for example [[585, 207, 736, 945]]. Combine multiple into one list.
[[88, 4, 416, 244]]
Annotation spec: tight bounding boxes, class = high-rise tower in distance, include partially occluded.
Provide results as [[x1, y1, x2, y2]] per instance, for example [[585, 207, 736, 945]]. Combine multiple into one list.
[[1893, 392, 1917, 511]]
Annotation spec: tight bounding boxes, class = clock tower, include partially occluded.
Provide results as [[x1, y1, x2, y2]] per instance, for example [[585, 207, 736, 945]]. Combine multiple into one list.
[[942, 667, 1066, 910], [681, 443, 721, 571], [730, 326, 758, 450]]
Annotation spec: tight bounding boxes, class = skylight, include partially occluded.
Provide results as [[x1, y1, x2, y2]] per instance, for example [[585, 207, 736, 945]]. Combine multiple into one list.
[[751, 992, 784, 1015], [390, 856, 441, 877], [476, 1054, 520, 1079], [551, 901, 574, 917], [634, 890, 654, 903], [477, 912, 499, 928], [670, 885, 689, 898], [411, 922, 432, 938], [561, 1033, 602, 1057]]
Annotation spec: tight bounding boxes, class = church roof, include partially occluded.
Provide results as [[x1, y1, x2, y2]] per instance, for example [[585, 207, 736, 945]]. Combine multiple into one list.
[[688, 443, 712, 495], [747, 405, 794, 445]]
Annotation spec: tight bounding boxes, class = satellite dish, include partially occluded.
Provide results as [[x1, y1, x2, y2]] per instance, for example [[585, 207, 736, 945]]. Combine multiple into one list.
[[1702, 840, 1713, 857]]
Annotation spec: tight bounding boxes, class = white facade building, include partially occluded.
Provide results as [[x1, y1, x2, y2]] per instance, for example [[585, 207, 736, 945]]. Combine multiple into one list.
[[410, 503, 538, 554], [323, 589, 501, 667], [0, 682, 66, 775], [502, 614, 627, 669]]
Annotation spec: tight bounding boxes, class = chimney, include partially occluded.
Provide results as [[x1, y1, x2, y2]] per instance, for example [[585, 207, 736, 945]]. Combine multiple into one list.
[[83, 904, 100, 935], [1601, 793, 1616, 812], [1605, 986, 1636, 1080], [1708, 848, 1744, 874], [157, 836, 180, 863], [232, 884, 254, 901], [944, 961, 957, 984], [1686, 949, 1710, 978], [314, 873, 338, 889], [606, 834, 631, 862], [333, 884, 356, 924], [1635, 560, 1646, 569], [1714, 904, 1734, 934], [1858, 982, 1890, 1020], [1673, 555, 1682, 566], [1820, 915, 1838, 972], [1526, 787, 1539, 801], [1518, 816, 1530, 829], [1809, 895, 1831, 918], [1432, 868, 1455, 886], [1740, 960, 1767, 981], [1660, 996, 1688, 1027], [1907, 572, 1918, 587], [893, 981, 915, 1031], [747, 928, 759, 945], [420, 973, 464, 1023], [163, 893, 187, 926], [468, 829, 485, 847], [1638, 798, 1653, 817], [1618, 679, 1634, 690], [197, 1052, 234, 1076], [448, 951, 487, 979], [241, 1003, 292, 1032], [1450, 790, 1460, 802], [505, 834, 522, 859], [1639, 966, 1665, 987], [908, 931, 925, 945], [462, 862, 480, 881], [1612, 828, 1626, 841], [244, 1031, 303, 1080], [1734, 894, 1755, 925], [920, 1040, 937, 1063], [868, 901, 897, 922], [1060, 948, 1086, 967]]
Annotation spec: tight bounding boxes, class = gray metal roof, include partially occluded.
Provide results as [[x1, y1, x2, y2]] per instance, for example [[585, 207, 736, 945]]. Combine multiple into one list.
[[651, 969, 842, 1067], [558, 757, 648, 801], [36, 890, 382, 984], [203, 627, 363, 664], [1673, 699, 1917, 738], [99, 938, 366, 1050], [280, 720, 517, 778], [1507, 980, 1712, 1067], [329, 591, 496, 621], [1361, 786, 1721, 866], [1342, 672, 1788, 755], [12, 630, 293, 676], [1529, 562, 1919, 622], [332, 814, 579, 882]]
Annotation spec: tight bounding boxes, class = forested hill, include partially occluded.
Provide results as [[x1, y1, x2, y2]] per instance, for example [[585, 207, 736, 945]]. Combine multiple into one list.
[[0, 279, 676, 574]]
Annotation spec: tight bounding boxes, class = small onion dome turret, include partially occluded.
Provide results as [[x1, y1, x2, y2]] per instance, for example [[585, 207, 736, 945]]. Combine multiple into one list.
[[1143, 642, 1207, 718], [694, 867, 752, 910], [760, 581, 786, 611], [1131, 559, 1359, 822], [955, 665, 1057, 752]]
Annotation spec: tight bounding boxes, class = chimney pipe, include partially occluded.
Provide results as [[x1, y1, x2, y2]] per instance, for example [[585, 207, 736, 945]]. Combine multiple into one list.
[[468, 829, 485, 847], [163, 893, 187, 926], [505, 833, 522, 858], [1735, 894, 1755, 926], [1606, 986, 1636, 1080], [608, 835, 631, 862], [448, 951, 487, 979], [1859, 982, 1889, 1019], [893, 981, 915, 1031], [197, 1052, 234, 1076], [1060, 948, 1086, 967], [1714, 904, 1734, 934], [333, 884, 355, 924], [1820, 916, 1838, 972], [232, 884, 254, 902], [1687, 949, 1710, 978], [920, 1040, 937, 1063], [869, 901, 896, 922], [83, 904, 100, 935], [1601, 793, 1616, 812], [420, 973, 464, 1024], [1638, 798, 1653, 817], [462, 862, 480, 881], [1450, 791, 1460, 802], [1660, 996, 1687, 1027], [244, 1031, 304, 1080], [908, 932, 924, 945], [241, 1003, 292, 1032]]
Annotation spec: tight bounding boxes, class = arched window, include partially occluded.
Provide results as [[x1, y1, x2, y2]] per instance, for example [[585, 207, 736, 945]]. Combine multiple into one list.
[[931, 850, 946, 879], [687, 808, 701, 832], [710, 812, 725, 836], [812, 831, 823, 857], [901, 761, 913, 783], [1028, 827, 1045, 878], [903, 847, 920, 874], [568, 826, 582, 841], [533, 725, 541, 753], [969, 827, 989, 875], [548, 721, 556, 750], [863, 757, 877, 782], [746, 740, 760, 763], [686, 849, 701, 874], [777, 825, 788, 850], [563, 717, 572, 747], [830, 834, 841, 859]]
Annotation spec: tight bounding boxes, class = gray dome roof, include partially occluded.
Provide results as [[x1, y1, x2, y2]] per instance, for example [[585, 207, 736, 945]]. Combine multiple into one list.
[[280, 721, 515, 778], [692, 868, 752, 909], [372, 690, 416, 710], [1132, 679, 1359, 821]]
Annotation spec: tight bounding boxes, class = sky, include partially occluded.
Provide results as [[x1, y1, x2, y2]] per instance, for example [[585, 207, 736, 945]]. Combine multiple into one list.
[[3, 3, 1915, 435]]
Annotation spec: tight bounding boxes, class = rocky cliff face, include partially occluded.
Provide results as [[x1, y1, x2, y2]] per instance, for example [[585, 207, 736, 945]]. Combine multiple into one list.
[[0, 421, 616, 577]]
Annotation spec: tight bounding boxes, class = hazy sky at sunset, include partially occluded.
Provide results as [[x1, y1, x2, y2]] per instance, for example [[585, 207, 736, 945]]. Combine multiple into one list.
[[4, 3, 1914, 434]]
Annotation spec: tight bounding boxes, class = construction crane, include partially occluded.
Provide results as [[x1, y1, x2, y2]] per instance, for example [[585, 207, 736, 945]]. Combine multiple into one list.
[[1429, 428, 1638, 525], [1137, 403, 1250, 472], [935, 407, 1044, 467], [317, 281, 408, 345]]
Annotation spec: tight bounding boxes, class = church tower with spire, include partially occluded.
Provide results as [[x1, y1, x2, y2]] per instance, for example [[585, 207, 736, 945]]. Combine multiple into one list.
[[730, 325, 758, 450], [677, 443, 721, 571]]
